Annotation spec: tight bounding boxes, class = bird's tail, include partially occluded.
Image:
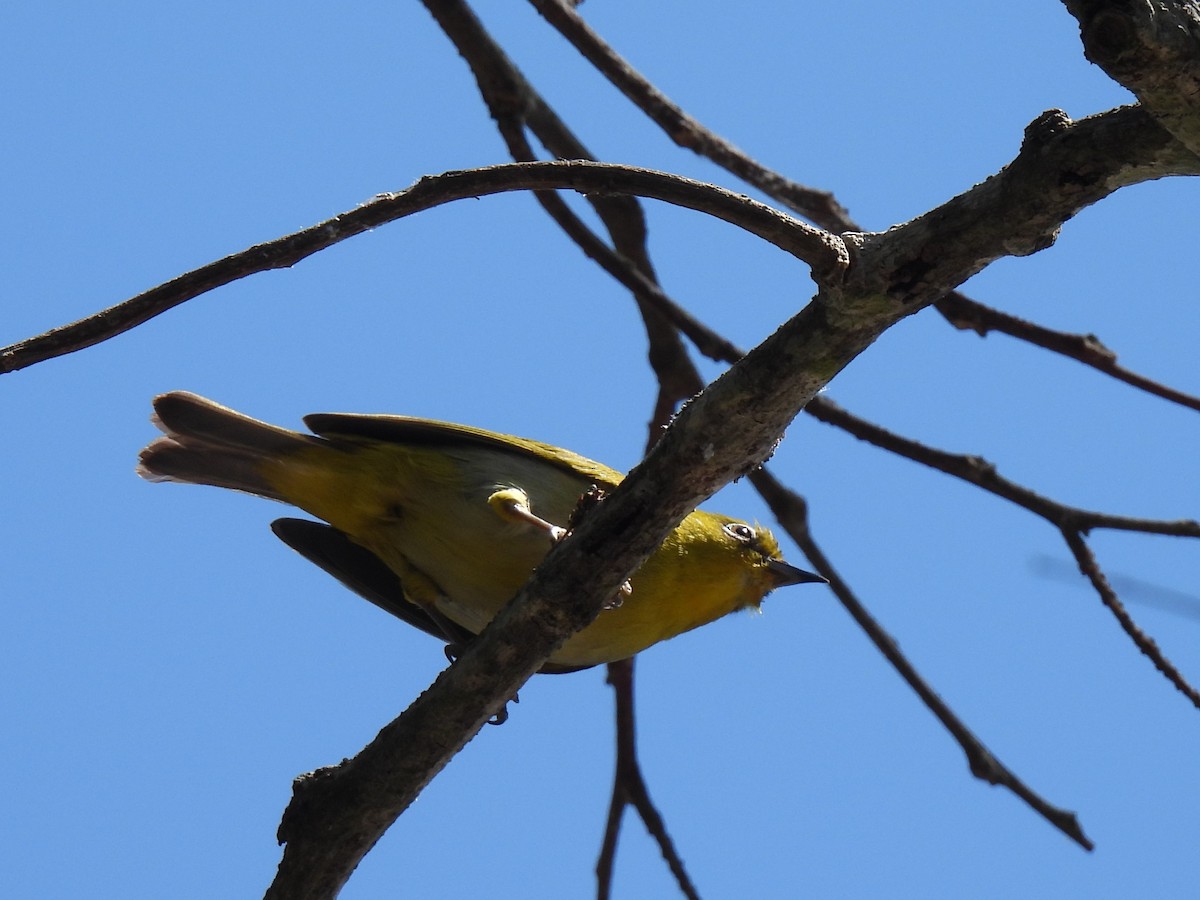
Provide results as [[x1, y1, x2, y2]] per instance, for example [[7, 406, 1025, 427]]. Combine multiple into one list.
[[137, 392, 319, 502]]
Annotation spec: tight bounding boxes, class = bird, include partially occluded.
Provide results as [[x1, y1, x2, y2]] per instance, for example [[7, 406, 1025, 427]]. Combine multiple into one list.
[[138, 391, 825, 672]]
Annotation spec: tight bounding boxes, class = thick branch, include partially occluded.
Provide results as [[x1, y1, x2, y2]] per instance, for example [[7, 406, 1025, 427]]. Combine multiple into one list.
[[842, 106, 1199, 312], [266, 521, 619, 900], [262, 96, 1196, 878], [1064, 0, 1200, 154]]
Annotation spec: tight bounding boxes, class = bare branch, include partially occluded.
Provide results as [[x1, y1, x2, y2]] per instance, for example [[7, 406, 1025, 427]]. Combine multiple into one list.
[[265, 537, 615, 900], [423, 0, 707, 414], [749, 468, 1096, 851], [844, 106, 1198, 315], [596, 659, 700, 900], [260, 96, 1199, 891], [529, 0, 1200, 415], [0, 162, 843, 375], [526, 0, 850, 228], [1063, 0, 1200, 154], [806, 395, 1200, 705], [806, 395, 1200, 538], [1062, 530, 1200, 708], [936, 292, 1200, 413]]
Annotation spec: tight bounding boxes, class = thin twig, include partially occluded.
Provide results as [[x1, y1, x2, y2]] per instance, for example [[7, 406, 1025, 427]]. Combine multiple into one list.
[[597, 659, 700, 900], [805, 396, 1200, 702], [595, 756, 626, 900], [750, 467, 1096, 851], [1062, 530, 1200, 708], [805, 395, 1200, 539], [937, 292, 1200, 413], [526, 0, 849, 228]]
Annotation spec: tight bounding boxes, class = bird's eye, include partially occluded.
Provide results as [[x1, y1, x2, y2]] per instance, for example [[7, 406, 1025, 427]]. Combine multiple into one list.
[[723, 522, 756, 543]]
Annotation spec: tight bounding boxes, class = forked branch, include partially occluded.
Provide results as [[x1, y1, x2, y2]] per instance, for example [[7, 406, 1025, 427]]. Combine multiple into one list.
[[527, 0, 1200, 414], [749, 468, 1096, 851], [805, 396, 1200, 708]]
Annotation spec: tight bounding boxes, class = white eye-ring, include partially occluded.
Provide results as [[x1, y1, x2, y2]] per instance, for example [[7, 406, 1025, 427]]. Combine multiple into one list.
[[723, 522, 756, 543]]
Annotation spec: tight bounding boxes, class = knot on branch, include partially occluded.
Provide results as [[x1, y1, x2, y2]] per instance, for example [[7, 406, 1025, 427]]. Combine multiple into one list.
[[1021, 109, 1073, 153], [276, 764, 348, 846], [1067, 0, 1200, 155], [1001, 229, 1061, 258], [1081, 8, 1141, 71], [1079, 332, 1118, 363], [961, 455, 997, 481]]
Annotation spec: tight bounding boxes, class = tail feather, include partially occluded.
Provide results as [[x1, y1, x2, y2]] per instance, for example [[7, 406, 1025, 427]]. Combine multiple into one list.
[[137, 392, 319, 501]]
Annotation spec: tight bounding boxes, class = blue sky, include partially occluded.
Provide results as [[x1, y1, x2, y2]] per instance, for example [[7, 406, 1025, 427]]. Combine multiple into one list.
[[4, 3, 1199, 898]]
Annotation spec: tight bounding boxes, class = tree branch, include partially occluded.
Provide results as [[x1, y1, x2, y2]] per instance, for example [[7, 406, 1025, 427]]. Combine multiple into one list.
[[0, 161, 844, 375], [1062, 530, 1200, 707], [805, 395, 1200, 706], [750, 468, 1096, 851], [806, 397, 1200, 539], [261, 90, 1200, 890], [1063, 0, 1200, 155], [525, 0, 852, 228], [266, 521, 619, 900], [936, 292, 1200, 413], [844, 106, 1198, 312], [595, 659, 700, 900], [422, 0, 707, 420], [529, 0, 1200, 413]]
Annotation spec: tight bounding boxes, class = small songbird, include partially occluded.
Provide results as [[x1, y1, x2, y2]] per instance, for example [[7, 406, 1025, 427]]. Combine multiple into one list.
[[138, 392, 824, 672]]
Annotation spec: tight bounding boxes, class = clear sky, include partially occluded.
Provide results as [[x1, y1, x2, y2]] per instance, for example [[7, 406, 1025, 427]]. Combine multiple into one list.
[[4, 3, 1199, 898]]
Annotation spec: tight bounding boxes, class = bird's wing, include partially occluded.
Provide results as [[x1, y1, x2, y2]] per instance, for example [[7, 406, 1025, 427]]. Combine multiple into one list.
[[270, 517, 591, 675], [302, 413, 622, 488]]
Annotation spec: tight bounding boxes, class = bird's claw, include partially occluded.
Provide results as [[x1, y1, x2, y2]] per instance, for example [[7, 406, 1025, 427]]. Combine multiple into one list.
[[488, 691, 519, 726]]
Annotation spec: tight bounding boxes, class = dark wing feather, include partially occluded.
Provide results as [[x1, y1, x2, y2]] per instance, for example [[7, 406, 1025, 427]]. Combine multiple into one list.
[[303, 413, 622, 488], [269, 518, 589, 675]]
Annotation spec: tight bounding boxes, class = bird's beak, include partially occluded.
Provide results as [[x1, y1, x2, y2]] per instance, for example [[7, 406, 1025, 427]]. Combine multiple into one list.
[[768, 559, 827, 588]]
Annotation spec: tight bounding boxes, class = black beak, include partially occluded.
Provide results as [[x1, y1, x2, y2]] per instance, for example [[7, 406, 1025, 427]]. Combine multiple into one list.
[[768, 558, 827, 588]]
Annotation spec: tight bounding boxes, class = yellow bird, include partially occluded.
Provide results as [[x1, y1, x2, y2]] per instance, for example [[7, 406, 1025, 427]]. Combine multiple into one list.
[[138, 392, 824, 672]]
